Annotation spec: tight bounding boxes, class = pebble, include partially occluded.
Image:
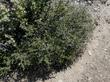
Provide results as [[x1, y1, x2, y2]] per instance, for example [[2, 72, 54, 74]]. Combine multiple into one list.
[[58, 79, 63, 82], [88, 50, 92, 56]]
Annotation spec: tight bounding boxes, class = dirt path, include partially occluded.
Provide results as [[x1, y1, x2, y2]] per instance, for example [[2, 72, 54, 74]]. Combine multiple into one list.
[[40, 1, 110, 82]]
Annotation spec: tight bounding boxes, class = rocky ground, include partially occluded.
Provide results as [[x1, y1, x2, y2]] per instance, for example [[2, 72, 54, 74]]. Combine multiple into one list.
[[41, 0, 110, 82]]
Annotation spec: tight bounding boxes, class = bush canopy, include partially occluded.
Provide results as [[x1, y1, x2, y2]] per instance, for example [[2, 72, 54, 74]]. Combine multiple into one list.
[[0, 0, 93, 80]]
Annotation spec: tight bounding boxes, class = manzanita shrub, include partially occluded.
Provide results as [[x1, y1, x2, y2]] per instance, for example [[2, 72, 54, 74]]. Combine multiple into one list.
[[0, 0, 94, 80]]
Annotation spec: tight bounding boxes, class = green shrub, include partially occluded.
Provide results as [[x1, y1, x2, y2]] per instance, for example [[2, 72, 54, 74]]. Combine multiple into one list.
[[0, 0, 94, 80]]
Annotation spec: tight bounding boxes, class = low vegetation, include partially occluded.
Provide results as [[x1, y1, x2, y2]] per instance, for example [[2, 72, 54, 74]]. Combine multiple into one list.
[[0, 0, 94, 81]]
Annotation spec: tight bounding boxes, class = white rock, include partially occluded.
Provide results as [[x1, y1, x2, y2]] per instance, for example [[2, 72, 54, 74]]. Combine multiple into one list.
[[58, 79, 63, 82], [88, 50, 92, 56]]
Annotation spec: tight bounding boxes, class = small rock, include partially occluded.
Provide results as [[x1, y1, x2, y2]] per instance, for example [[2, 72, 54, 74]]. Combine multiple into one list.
[[88, 50, 92, 56], [95, 20, 99, 26], [88, 77, 92, 81], [94, 7, 98, 11], [100, 0, 108, 4], [106, 0, 110, 6], [105, 18, 110, 24], [88, 0, 92, 4], [58, 79, 63, 82], [21, 79, 28, 82], [104, 48, 107, 51], [107, 3, 110, 6]]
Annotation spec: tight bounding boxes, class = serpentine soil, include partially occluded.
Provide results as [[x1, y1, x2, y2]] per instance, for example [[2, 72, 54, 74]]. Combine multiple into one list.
[[42, 0, 110, 82]]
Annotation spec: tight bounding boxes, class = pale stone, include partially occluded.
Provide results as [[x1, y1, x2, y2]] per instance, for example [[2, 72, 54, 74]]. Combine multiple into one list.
[[58, 79, 63, 82]]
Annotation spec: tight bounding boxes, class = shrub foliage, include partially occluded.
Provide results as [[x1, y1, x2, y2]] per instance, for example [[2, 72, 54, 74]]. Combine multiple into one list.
[[0, 0, 93, 80]]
